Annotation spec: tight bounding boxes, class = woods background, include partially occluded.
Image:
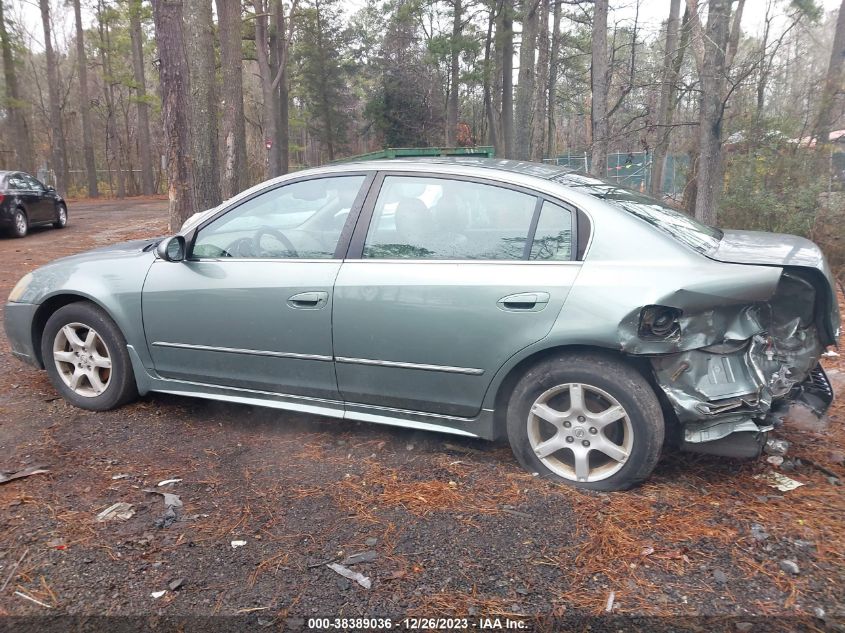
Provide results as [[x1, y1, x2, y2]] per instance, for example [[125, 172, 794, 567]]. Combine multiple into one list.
[[0, 0, 843, 245]]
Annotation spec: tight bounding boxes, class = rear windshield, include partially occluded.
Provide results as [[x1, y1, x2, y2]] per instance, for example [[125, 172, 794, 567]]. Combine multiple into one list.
[[552, 172, 722, 254]]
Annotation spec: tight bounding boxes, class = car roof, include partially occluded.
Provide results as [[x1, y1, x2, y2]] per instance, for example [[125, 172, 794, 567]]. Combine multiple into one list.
[[333, 157, 576, 180]]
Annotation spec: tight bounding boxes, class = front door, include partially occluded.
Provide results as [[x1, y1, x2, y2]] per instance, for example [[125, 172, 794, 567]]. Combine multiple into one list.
[[332, 174, 581, 417], [142, 173, 369, 400]]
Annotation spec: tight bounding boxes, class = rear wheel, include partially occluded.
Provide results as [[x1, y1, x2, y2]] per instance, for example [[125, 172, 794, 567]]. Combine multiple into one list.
[[506, 352, 664, 491], [11, 208, 27, 238], [53, 203, 67, 229], [41, 302, 138, 411]]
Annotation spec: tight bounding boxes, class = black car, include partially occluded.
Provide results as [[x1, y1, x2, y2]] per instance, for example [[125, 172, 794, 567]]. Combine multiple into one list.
[[0, 171, 67, 238]]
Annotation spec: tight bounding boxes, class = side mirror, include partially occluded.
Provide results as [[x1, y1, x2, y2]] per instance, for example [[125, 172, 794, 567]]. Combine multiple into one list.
[[156, 235, 187, 262], [46, 185, 55, 192]]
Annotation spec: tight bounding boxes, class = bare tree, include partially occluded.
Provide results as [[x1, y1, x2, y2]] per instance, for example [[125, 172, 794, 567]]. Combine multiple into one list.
[[185, 0, 221, 210], [589, 0, 608, 177], [515, 0, 538, 160], [152, 0, 196, 229], [814, 0, 845, 148], [97, 1, 125, 198], [216, 0, 248, 198], [650, 0, 682, 197], [73, 0, 97, 197], [128, 0, 155, 196], [498, 0, 514, 157], [39, 0, 68, 192], [446, 0, 462, 145], [546, 0, 562, 158], [686, 0, 740, 225], [482, 0, 499, 152], [530, 0, 549, 161], [0, 0, 33, 173]]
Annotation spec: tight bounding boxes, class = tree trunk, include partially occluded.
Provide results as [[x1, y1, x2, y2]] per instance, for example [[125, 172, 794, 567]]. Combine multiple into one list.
[[814, 0, 845, 148], [530, 0, 549, 161], [483, 2, 499, 153], [500, 0, 514, 158], [254, 0, 279, 178], [274, 0, 292, 173], [546, 0, 561, 159], [216, 0, 248, 197], [0, 0, 34, 173], [151, 0, 196, 230], [693, 0, 732, 225], [185, 0, 221, 210], [98, 5, 125, 198], [514, 0, 538, 160], [73, 0, 98, 197], [589, 0, 608, 177], [650, 0, 682, 197], [446, 0, 462, 145], [129, 0, 155, 196], [39, 0, 68, 192]]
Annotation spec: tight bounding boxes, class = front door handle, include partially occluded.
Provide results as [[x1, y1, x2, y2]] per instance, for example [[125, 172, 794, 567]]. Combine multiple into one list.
[[287, 291, 328, 310], [497, 292, 550, 312]]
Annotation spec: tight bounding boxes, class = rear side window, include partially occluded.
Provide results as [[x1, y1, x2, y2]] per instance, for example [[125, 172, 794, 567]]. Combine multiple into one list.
[[363, 176, 574, 261], [530, 201, 572, 261]]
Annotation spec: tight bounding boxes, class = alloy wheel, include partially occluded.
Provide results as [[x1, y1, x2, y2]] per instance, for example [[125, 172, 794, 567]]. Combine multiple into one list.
[[52, 322, 113, 397], [526, 382, 633, 483]]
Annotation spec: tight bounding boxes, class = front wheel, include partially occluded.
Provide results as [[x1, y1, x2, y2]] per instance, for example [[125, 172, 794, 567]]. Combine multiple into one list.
[[41, 302, 138, 411], [53, 203, 67, 229], [506, 352, 664, 491]]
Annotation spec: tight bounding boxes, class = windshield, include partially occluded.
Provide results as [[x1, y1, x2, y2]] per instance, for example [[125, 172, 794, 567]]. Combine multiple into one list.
[[552, 172, 722, 254]]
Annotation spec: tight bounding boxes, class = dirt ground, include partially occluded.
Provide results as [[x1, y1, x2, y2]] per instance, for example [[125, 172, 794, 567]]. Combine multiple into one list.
[[0, 198, 843, 631]]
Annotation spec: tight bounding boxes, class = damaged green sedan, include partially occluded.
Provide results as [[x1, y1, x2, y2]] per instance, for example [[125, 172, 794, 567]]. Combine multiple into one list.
[[4, 159, 839, 490]]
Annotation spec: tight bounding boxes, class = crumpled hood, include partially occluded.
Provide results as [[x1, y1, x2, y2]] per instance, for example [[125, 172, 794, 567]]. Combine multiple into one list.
[[707, 229, 840, 343]]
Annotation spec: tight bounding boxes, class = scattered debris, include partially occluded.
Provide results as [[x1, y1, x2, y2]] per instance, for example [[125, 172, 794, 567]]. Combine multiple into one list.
[[144, 489, 183, 508], [326, 563, 371, 589], [157, 478, 182, 487], [96, 502, 135, 522], [0, 548, 28, 592], [150, 590, 167, 599], [231, 540, 247, 549], [365, 537, 378, 547], [766, 455, 784, 466], [735, 623, 753, 632], [750, 523, 769, 542], [111, 474, 129, 480], [813, 607, 826, 620], [779, 559, 800, 575], [753, 471, 805, 492], [0, 465, 49, 485], [604, 590, 615, 612], [154, 506, 177, 529], [14, 590, 52, 608], [168, 578, 184, 591], [342, 550, 377, 565], [822, 349, 840, 358], [640, 546, 655, 556], [764, 438, 789, 456], [46, 538, 66, 550], [712, 569, 728, 584]]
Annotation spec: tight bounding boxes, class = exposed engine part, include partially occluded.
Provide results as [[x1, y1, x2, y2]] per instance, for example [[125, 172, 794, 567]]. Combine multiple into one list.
[[638, 305, 682, 340]]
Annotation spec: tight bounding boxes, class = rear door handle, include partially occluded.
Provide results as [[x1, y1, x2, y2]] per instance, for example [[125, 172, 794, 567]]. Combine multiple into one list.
[[287, 291, 328, 310], [497, 292, 550, 312]]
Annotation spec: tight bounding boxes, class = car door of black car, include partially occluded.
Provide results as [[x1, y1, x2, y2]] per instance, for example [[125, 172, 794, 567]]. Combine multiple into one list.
[[8, 174, 41, 221], [23, 175, 51, 222]]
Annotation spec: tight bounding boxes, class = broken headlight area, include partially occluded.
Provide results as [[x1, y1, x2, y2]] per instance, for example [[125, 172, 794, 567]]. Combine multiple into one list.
[[643, 271, 831, 458]]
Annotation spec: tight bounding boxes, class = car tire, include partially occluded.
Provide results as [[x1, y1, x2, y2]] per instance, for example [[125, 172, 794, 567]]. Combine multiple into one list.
[[11, 208, 28, 238], [506, 352, 664, 491], [53, 203, 67, 229], [41, 302, 138, 411]]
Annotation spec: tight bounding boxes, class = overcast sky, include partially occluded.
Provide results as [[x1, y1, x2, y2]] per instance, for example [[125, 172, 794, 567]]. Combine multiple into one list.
[[11, 0, 844, 56]]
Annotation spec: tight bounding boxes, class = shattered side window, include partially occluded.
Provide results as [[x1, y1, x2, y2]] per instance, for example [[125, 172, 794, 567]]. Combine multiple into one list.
[[552, 173, 722, 254]]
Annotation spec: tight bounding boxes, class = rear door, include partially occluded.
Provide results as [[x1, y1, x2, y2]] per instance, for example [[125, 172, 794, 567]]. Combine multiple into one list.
[[22, 175, 51, 222], [142, 173, 371, 400], [332, 173, 581, 417]]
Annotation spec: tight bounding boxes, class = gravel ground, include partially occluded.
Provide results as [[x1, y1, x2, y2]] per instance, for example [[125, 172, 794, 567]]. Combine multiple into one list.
[[0, 197, 842, 632]]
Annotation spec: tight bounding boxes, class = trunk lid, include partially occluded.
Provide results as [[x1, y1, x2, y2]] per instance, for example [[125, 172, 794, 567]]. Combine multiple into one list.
[[707, 229, 841, 344]]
